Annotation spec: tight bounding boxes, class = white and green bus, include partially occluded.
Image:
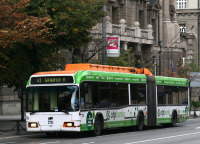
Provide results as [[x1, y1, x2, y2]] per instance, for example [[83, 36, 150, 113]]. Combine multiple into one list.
[[26, 64, 189, 136]]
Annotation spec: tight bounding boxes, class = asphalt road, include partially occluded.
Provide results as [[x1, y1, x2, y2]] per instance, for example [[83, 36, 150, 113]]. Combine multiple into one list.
[[0, 118, 200, 144]]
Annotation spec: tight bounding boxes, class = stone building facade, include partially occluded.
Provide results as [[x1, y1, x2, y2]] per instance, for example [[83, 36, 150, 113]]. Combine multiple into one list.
[[176, 0, 200, 66], [68, 0, 184, 75], [0, 86, 20, 115], [101, 0, 182, 75], [176, 0, 200, 114]]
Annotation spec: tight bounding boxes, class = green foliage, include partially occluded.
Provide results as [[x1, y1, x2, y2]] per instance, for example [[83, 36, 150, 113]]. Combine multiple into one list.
[[107, 47, 135, 67], [0, 43, 64, 90], [191, 101, 200, 108], [0, 44, 33, 90], [1, 0, 106, 90], [177, 59, 200, 80], [27, 0, 106, 51]]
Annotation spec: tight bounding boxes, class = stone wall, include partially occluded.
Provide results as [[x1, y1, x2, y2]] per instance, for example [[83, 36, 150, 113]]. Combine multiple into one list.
[[0, 86, 21, 115]]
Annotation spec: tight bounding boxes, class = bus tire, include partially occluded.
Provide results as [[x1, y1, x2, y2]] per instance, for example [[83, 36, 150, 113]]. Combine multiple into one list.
[[171, 112, 177, 127], [137, 113, 144, 131], [94, 116, 102, 136]]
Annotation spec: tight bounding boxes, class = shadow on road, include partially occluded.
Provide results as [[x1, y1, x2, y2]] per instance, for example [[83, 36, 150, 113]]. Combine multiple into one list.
[[29, 124, 181, 139]]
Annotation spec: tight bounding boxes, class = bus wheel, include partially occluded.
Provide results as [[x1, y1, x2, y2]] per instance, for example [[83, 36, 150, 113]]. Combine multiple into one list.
[[172, 112, 177, 127], [94, 117, 102, 136], [137, 113, 144, 131]]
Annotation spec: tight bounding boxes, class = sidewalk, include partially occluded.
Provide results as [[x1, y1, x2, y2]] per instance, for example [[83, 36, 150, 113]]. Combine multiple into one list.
[[0, 115, 29, 137], [0, 115, 21, 121]]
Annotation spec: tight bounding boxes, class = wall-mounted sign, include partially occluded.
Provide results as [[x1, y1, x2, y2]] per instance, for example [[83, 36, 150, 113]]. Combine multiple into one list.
[[107, 36, 120, 57]]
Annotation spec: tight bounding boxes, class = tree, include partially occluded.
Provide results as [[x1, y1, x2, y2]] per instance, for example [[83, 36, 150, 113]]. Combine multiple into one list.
[[191, 101, 200, 118], [0, 0, 52, 72], [0, 0, 107, 89], [26, 0, 106, 51], [0, 0, 51, 48], [107, 48, 135, 67], [177, 59, 200, 81], [0, 0, 54, 86]]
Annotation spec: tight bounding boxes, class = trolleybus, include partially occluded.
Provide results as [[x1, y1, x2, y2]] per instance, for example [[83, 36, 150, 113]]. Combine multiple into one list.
[[26, 64, 189, 136]]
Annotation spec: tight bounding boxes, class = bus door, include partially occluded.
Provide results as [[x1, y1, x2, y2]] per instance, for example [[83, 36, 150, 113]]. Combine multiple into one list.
[[146, 76, 156, 126]]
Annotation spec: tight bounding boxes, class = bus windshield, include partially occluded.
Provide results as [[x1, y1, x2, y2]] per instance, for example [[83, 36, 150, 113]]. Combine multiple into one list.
[[26, 85, 79, 112]]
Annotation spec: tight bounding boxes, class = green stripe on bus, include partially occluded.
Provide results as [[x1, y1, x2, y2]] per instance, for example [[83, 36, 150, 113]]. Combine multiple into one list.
[[74, 71, 189, 87], [155, 76, 189, 86], [157, 118, 171, 124], [74, 71, 147, 84]]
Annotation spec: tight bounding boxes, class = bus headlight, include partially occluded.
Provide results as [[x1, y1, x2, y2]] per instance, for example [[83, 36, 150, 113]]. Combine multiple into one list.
[[28, 122, 38, 128], [63, 122, 74, 127]]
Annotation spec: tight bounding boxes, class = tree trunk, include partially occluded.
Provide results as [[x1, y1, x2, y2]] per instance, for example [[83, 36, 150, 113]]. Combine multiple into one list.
[[194, 107, 197, 118]]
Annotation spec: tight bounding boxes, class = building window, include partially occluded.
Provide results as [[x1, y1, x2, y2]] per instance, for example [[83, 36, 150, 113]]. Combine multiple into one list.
[[179, 24, 186, 32], [176, 0, 186, 9]]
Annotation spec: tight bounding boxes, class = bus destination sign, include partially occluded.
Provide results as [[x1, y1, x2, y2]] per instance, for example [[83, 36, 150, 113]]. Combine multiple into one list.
[[31, 76, 74, 84]]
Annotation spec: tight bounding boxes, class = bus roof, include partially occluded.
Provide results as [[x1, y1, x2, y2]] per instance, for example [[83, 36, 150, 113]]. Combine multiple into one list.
[[28, 64, 188, 87], [32, 63, 153, 76], [65, 63, 153, 76]]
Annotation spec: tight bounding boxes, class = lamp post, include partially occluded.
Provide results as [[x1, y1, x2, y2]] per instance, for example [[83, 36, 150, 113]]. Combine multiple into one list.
[[102, 5, 107, 65], [153, 56, 157, 76]]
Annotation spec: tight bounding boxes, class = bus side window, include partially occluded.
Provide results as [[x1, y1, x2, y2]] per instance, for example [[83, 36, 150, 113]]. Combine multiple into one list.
[[137, 84, 146, 104], [86, 84, 93, 108], [130, 84, 146, 105], [92, 82, 99, 108], [111, 83, 118, 107], [179, 87, 188, 105], [157, 86, 165, 105], [165, 86, 178, 105], [118, 83, 128, 106], [99, 82, 110, 108], [80, 82, 93, 109], [130, 84, 137, 104]]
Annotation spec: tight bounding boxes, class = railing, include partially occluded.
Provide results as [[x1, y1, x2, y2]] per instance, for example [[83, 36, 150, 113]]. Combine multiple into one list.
[[141, 29, 148, 39], [126, 27, 135, 37], [92, 17, 154, 41], [112, 24, 121, 35]]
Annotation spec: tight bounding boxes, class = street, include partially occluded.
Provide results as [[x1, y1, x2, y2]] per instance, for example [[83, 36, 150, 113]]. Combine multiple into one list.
[[0, 118, 200, 144]]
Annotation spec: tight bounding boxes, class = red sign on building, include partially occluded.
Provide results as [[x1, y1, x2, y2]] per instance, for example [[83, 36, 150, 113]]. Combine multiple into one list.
[[107, 36, 120, 57]]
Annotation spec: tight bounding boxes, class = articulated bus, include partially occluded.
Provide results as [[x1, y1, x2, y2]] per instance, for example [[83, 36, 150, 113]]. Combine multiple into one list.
[[26, 64, 189, 136]]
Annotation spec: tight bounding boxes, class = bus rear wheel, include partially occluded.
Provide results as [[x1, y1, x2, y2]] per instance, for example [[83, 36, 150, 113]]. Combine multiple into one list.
[[94, 117, 102, 136], [137, 113, 144, 131]]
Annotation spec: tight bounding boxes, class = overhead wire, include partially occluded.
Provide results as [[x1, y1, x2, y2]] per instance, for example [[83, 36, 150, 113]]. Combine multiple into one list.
[[140, 25, 194, 68]]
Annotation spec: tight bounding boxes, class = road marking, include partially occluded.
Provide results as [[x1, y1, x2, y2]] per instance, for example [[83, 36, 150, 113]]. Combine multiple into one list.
[[82, 142, 95, 144], [124, 131, 200, 144], [39, 141, 60, 144], [195, 127, 200, 129], [0, 134, 44, 140]]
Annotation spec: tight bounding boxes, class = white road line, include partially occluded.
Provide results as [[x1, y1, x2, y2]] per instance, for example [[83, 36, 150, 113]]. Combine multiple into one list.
[[39, 141, 60, 144], [195, 127, 200, 129], [81, 142, 95, 144], [0, 133, 44, 140], [124, 131, 200, 144]]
